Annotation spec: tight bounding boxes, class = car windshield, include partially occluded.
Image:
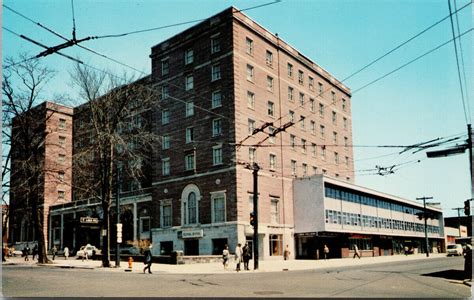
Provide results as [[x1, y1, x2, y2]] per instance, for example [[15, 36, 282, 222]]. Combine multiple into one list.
[[447, 245, 457, 249]]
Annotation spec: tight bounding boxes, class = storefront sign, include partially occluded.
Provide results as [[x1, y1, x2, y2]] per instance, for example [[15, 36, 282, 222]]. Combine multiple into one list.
[[80, 217, 99, 224], [181, 229, 204, 239]]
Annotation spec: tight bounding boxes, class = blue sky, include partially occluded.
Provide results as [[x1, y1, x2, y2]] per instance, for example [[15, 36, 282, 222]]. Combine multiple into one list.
[[3, 0, 472, 217]]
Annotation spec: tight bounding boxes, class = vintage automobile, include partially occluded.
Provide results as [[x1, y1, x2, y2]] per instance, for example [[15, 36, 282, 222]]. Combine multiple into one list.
[[446, 244, 463, 256], [76, 244, 101, 259]]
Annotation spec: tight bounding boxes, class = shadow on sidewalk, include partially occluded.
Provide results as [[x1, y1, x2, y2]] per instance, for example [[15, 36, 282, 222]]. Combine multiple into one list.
[[422, 269, 468, 281]]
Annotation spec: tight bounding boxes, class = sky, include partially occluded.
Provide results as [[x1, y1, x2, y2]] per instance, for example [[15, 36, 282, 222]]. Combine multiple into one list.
[[3, 0, 473, 217]]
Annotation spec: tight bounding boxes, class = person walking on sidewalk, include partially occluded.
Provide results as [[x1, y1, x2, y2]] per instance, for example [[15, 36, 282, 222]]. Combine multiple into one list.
[[64, 246, 69, 260], [32, 245, 38, 261], [284, 245, 291, 260], [143, 245, 153, 274], [234, 243, 242, 272], [23, 244, 30, 261], [222, 245, 229, 270], [51, 245, 57, 260], [353, 244, 361, 259], [242, 243, 251, 270], [324, 244, 330, 260]]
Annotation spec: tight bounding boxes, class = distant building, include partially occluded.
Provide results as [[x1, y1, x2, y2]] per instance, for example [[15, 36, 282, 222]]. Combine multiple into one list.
[[294, 175, 444, 258]]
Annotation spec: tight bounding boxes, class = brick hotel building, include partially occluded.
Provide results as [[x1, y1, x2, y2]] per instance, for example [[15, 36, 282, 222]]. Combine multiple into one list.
[[9, 7, 443, 259]]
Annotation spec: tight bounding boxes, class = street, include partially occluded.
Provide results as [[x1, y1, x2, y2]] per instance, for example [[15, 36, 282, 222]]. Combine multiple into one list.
[[2, 256, 470, 298]]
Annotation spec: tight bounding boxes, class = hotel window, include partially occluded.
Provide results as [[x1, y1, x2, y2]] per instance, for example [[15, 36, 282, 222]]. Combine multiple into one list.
[[269, 126, 276, 144], [59, 136, 66, 148], [212, 119, 222, 136], [185, 101, 194, 117], [184, 191, 198, 224], [161, 58, 169, 76], [289, 110, 295, 122], [321, 147, 326, 160], [309, 76, 314, 90], [58, 154, 66, 164], [248, 119, 255, 135], [298, 70, 304, 85], [247, 91, 255, 109], [310, 98, 315, 112], [310, 120, 316, 134], [162, 109, 170, 125], [342, 98, 347, 111], [266, 50, 273, 67], [185, 49, 194, 65], [186, 127, 194, 143], [319, 103, 325, 117], [287, 63, 293, 77], [162, 135, 170, 150], [212, 193, 226, 223], [267, 101, 274, 117], [320, 125, 325, 138], [58, 190, 65, 200], [299, 92, 305, 106], [301, 139, 306, 153], [185, 153, 195, 171], [212, 90, 222, 108], [331, 91, 336, 105], [291, 160, 297, 176], [246, 37, 254, 55], [211, 35, 221, 53], [290, 135, 296, 150], [345, 156, 350, 168], [269, 153, 276, 170], [160, 85, 169, 100], [300, 116, 305, 130], [58, 118, 66, 130], [322, 169, 327, 174], [332, 111, 337, 124], [185, 74, 194, 90], [334, 152, 339, 164], [313, 166, 318, 174], [140, 217, 150, 234], [212, 145, 223, 166], [270, 199, 280, 223], [288, 86, 294, 101], [333, 131, 338, 144], [246, 64, 254, 82], [58, 171, 65, 182], [318, 82, 323, 95], [249, 147, 256, 164], [267, 76, 274, 92], [344, 137, 348, 148], [302, 163, 308, 177], [311, 143, 317, 157], [269, 234, 282, 256], [343, 117, 348, 130], [211, 64, 221, 81], [162, 158, 170, 176]]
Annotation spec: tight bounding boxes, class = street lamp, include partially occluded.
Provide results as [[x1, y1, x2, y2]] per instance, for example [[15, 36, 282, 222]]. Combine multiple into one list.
[[416, 197, 434, 257]]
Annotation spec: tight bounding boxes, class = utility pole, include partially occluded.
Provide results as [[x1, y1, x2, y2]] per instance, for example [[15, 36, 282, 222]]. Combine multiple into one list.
[[115, 170, 121, 267], [452, 207, 463, 237], [416, 197, 433, 257], [468, 124, 473, 198], [252, 163, 260, 270]]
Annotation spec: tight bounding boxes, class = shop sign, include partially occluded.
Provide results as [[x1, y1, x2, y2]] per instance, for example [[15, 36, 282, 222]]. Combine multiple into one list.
[[80, 217, 99, 224], [181, 229, 204, 239]]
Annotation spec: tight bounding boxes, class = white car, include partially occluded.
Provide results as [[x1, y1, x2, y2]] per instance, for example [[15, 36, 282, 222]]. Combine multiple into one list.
[[76, 244, 101, 259], [446, 244, 463, 256]]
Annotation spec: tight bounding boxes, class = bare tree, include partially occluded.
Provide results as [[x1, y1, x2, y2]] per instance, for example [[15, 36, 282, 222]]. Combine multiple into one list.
[[70, 63, 159, 267], [2, 54, 58, 264]]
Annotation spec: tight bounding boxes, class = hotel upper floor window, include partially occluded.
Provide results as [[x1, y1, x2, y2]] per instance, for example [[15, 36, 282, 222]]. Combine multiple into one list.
[[312, 166, 318, 175], [301, 139, 306, 153], [162, 135, 170, 150], [211, 35, 221, 53], [331, 91, 336, 105], [162, 158, 170, 176], [269, 126, 276, 144], [267, 76, 274, 92], [271, 199, 280, 223], [320, 125, 325, 138], [212, 192, 225, 223], [302, 163, 307, 177], [319, 103, 325, 117], [248, 119, 255, 135], [185, 101, 194, 117], [291, 160, 297, 176], [290, 134, 296, 149], [267, 101, 274, 117], [321, 147, 326, 160], [246, 37, 254, 55], [299, 93, 305, 106], [185, 153, 195, 171], [246, 64, 254, 82], [186, 127, 194, 144], [247, 91, 255, 109], [333, 131, 338, 144], [318, 82, 323, 95], [310, 120, 316, 134], [334, 152, 339, 164], [300, 116, 305, 130], [185, 74, 194, 90], [162, 203, 172, 227], [58, 190, 65, 200], [287, 63, 293, 77], [161, 85, 169, 100], [212, 118, 222, 136], [162, 109, 170, 125], [212, 90, 222, 108], [332, 111, 337, 124], [269, 153, 276, 170], [309, 76, 314, 90], [266, 50, 273, 67], [58, 171, 65, 182], [211, 64, 221, 81], [58, 118, 66, 130], [161, 58, 169, 76], [288, 86, 294, 101], [212, 145, 223, 166], [185, 49, 194, 65], [343, 117, 348, 130], [311, 143, 317, 157], [298, 70, 304, 85], [59, 136, 66, 147], [289, 110, 295, 122], [58, 154, 66, 164], [249, 147, 256, 164], [344, 137, 349, 148], [342, 98, 347, 111], [310, 98, 315, 112], [345, 156, 350, 168]]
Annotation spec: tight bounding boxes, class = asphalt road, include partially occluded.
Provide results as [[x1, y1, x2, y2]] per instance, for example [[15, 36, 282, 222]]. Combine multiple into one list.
[[1, 256, 470, 298]]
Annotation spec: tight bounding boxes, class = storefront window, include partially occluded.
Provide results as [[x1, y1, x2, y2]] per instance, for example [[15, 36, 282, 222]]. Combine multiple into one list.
[[269, 234, 283, 256]]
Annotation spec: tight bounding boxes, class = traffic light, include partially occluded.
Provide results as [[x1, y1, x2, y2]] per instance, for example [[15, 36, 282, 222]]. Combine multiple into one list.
[[250, 212, 255, 227], [464, 200, 471, 216]]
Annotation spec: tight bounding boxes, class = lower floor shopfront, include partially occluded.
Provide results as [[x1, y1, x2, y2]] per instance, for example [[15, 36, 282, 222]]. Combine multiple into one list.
[[295, 232, 445, 259]]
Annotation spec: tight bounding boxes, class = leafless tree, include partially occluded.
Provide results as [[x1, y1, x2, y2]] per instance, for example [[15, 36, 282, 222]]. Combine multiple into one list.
[[70, 63, 159, 267]]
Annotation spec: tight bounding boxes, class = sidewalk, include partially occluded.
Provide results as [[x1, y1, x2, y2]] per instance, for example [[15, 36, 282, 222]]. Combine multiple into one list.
[[2, 253, 451, 274]]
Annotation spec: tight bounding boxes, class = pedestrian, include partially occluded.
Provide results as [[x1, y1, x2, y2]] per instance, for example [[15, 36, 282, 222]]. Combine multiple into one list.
[[82, 249, 88, 262], [32, 245, 38, 261], [353, 244, 361, 259], [64, 246, 69, 260], [143, 245, 153, 274], [51, 245, 57, 260], [24, 244, 30, 261], [242, 243, 251, 270], [222, 244, 229, 270], [234, 243, 242, 272], [284, 244, 291, 260], [324, 244, 330, 260], [404, 246, 409, 256]]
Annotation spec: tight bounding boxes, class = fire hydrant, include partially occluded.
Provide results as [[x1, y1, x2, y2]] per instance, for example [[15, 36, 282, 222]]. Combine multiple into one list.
[[128, 256, 133, 269]]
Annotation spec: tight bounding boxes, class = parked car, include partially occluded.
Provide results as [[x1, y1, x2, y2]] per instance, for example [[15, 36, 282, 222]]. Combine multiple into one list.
[[447, 244, 463, 256], [76, 244, 101, 259], [110, 245, 141, 256]]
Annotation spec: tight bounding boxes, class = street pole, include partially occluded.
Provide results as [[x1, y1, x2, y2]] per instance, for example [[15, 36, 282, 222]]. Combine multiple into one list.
[[468, 124, 473, 198], [115, 170, 120, 267], [452, 208, 463, 237], [417, 197, 433, 257], [252, 163, 259, 270]]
